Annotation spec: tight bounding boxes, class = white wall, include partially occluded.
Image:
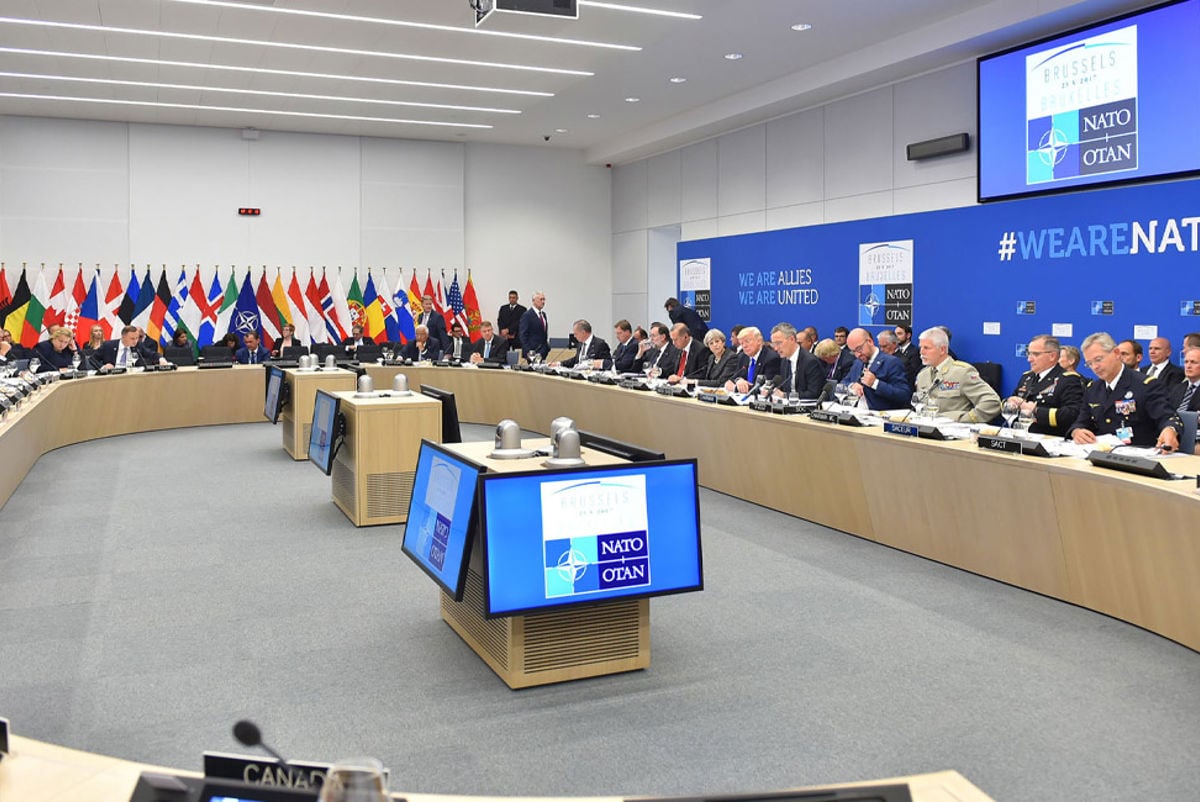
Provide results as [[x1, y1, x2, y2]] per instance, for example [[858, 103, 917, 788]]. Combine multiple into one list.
[[611, 63, 978, 320], [0, 116, 612, 333]]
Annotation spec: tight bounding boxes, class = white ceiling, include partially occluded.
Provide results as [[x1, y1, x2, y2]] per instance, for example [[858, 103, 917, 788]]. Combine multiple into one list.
[[0, 0, 1152, 164]]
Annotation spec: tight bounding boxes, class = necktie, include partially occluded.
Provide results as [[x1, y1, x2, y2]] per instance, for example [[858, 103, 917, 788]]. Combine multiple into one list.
[[250, 351, 256, 364], [539, 311, 546, 329], [484, 340, 491, 359], [677, 348, 687, 377], [119, 347, 128, 366], [1181, 383, 1197, 412], [748, 357, 756, 382], [828, 361, 836, 379], [579, 342, 588, 361]]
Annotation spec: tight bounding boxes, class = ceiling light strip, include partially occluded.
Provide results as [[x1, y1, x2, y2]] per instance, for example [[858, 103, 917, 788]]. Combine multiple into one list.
[[0, 17, 594, 76], [0, 47, 554, 97], [0, 72, 522, 114], [578, 1, 702, 19], [166, 0, 641, 51], [0, 92, 494, 128]]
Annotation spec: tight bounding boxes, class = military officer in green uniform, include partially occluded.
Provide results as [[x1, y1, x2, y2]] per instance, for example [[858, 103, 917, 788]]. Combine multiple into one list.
[[1005, 334, 1085, 437], [914, 326, 1002, 423]]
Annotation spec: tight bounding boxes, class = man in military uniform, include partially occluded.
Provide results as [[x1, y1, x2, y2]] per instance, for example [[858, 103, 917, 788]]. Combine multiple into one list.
[[914, 326, 1001, 423], [1005, 334, 1084, 437], [1068, 332, 1181, 451]]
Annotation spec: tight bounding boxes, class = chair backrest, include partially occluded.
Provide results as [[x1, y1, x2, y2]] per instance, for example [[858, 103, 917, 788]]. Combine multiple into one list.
[[1179, 410, 1198, 455], [971, 361, 1004, 395], [311, 343, 339, 360], [163, 346, 195, 366], [199, 345, 233, 363], [281, 345, 309, 359]]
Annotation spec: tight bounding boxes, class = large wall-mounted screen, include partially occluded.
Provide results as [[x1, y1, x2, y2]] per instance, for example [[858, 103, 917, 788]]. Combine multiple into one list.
[[978, 0, 1200, 202]]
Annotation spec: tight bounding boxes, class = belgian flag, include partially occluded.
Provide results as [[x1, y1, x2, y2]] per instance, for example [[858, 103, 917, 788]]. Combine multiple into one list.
[[0, 269, 32, 343]]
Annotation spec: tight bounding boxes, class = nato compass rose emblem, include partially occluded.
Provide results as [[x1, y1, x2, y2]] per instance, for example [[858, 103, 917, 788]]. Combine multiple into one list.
[[234, 310, 259, 333], [862, 292, 882, 319], [555, 548, 589, 583], [1036, 128, 1071, 168]]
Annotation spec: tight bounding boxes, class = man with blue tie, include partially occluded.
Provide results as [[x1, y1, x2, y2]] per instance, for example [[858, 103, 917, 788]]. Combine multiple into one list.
[[235, 331, 271, 364], [469, 321, 508, 365], [725, 326, 781, 393], [603, 320, 639, 373], [1166, 347, 1200, 415], [845, 328, 911, 409]]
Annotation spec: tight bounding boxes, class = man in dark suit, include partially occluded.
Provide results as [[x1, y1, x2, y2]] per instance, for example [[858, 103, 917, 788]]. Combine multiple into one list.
[[469, 321, 508, 365], [496, 290, 526, 353], [844, 328, 911, 409], [1115, 339, 1143, 373], [559, 319, 611, 369], [1005, 334, 1085, 437], [415, 295, 450, 353], [518, 291, 550, 360], [726, 326, 781, 393], [1143, 337, 1184, 385], [664, 322, 707, 384], [1069, 332, 1181, 451], [892, 325, 922, 386], [341, 324, 368, 354], [604, 319, 639, 373], [402, 325, 443, 362], [97, 325, 162, 368], [769, 323, 825, 399], [631, 322, 676, 375], [664, 297, 708, 341], [815, 338, 854, 381], [445, 321, 472, 361], [234, 331, 270, 364], [1166, 346, 1200, 414]]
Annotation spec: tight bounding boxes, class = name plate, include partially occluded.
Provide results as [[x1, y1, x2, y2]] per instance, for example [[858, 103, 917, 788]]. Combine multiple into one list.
[[809, 409, 841, 424], [978, 434, 1022, 454], [203, 752, 332, 790], [749, 398, 774, 412], [884, 421, 919, 437]]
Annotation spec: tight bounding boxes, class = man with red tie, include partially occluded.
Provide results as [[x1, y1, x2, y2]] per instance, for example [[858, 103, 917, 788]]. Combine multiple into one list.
[[518, 291, 550, 361], [665, 322, 707, 384]]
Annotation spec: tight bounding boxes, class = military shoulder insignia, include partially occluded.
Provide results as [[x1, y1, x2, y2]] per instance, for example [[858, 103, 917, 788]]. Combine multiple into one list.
[[1144, 376, 1155, 384]]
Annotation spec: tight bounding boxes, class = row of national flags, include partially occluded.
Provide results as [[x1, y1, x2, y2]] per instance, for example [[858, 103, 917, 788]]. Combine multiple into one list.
[[0, 265, 484, 354]]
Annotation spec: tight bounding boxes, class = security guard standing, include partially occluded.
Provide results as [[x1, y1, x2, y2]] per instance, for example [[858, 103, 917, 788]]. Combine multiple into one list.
[[1068, 332, 1182, 451], [1006, 334, 1085, 437], [914, 326, 1001, 423]]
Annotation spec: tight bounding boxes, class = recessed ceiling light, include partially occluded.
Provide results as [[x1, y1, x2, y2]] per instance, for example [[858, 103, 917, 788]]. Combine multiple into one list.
[[555, 128, 568, 133], [669, 76, 687, 83], [625, 97, 641, 103], [587, 113, 601, 119], [724, 53, 744, 61], [791, 23, 812, 31]]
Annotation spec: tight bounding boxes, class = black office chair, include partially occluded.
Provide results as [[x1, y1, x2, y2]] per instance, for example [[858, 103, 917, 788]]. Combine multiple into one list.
[[199, 345, 233, 363], [281, 345, 309, 360], [162, 346, 196, 366], [971, 361, 1003, 395], [311, 343, 339, 361], [355, 344, 382, 362]]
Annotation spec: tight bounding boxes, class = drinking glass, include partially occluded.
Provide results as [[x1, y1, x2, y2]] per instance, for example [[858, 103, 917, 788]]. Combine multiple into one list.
[[318, 757, 388, 802], [924, 396, 940, 420], [1001, 398, 1020, 428], [72, 351, 81, 371], [1016, 406, 1035, 432], [28, 357, 41, 375], [834, 382, 849, 407], [910, 391, 925, 418]]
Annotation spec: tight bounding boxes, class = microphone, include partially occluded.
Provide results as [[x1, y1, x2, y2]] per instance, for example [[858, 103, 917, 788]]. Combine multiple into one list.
[[232, 719, 291, 769], [813, 379, 836, 407]]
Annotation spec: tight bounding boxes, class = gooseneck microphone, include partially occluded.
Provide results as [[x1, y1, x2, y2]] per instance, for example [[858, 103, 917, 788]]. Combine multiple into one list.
[[233, 719, 291, 769]]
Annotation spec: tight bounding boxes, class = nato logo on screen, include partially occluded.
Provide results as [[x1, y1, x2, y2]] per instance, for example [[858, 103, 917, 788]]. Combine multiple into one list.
[[414, 456, 464, 572], [1025, 25, 1138, 186], [540, 475, 650, 599]]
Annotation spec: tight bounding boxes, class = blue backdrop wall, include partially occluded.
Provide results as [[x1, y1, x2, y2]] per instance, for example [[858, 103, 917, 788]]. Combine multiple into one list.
[[677, 176, 1200, 389]]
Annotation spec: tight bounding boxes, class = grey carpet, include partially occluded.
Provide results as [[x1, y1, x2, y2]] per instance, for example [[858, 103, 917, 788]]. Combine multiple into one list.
[[1, 422, 1198, 802]]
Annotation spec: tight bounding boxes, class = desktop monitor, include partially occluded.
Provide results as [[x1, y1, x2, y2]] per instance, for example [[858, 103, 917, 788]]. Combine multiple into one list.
[[307, 389, 344, 476], [419, 384, 462, 444], [263, 365, 289, 424], [478, 459, 703, 618], [577, 430, 666, 462], [401, 440, 485, 601]]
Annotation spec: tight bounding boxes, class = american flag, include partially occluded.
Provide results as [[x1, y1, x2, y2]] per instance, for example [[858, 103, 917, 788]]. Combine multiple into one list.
[[447, 271, 468, 333]]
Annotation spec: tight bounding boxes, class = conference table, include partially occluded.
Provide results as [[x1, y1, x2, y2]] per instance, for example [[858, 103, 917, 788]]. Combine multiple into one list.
[[2, 363, 1198, 654]]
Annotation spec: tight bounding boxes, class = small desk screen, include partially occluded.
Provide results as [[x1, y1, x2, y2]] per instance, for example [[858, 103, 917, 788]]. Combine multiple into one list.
[[480, 460, 703, 617], [307, 390, 339, 475], [402, 441, 483, 600]]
